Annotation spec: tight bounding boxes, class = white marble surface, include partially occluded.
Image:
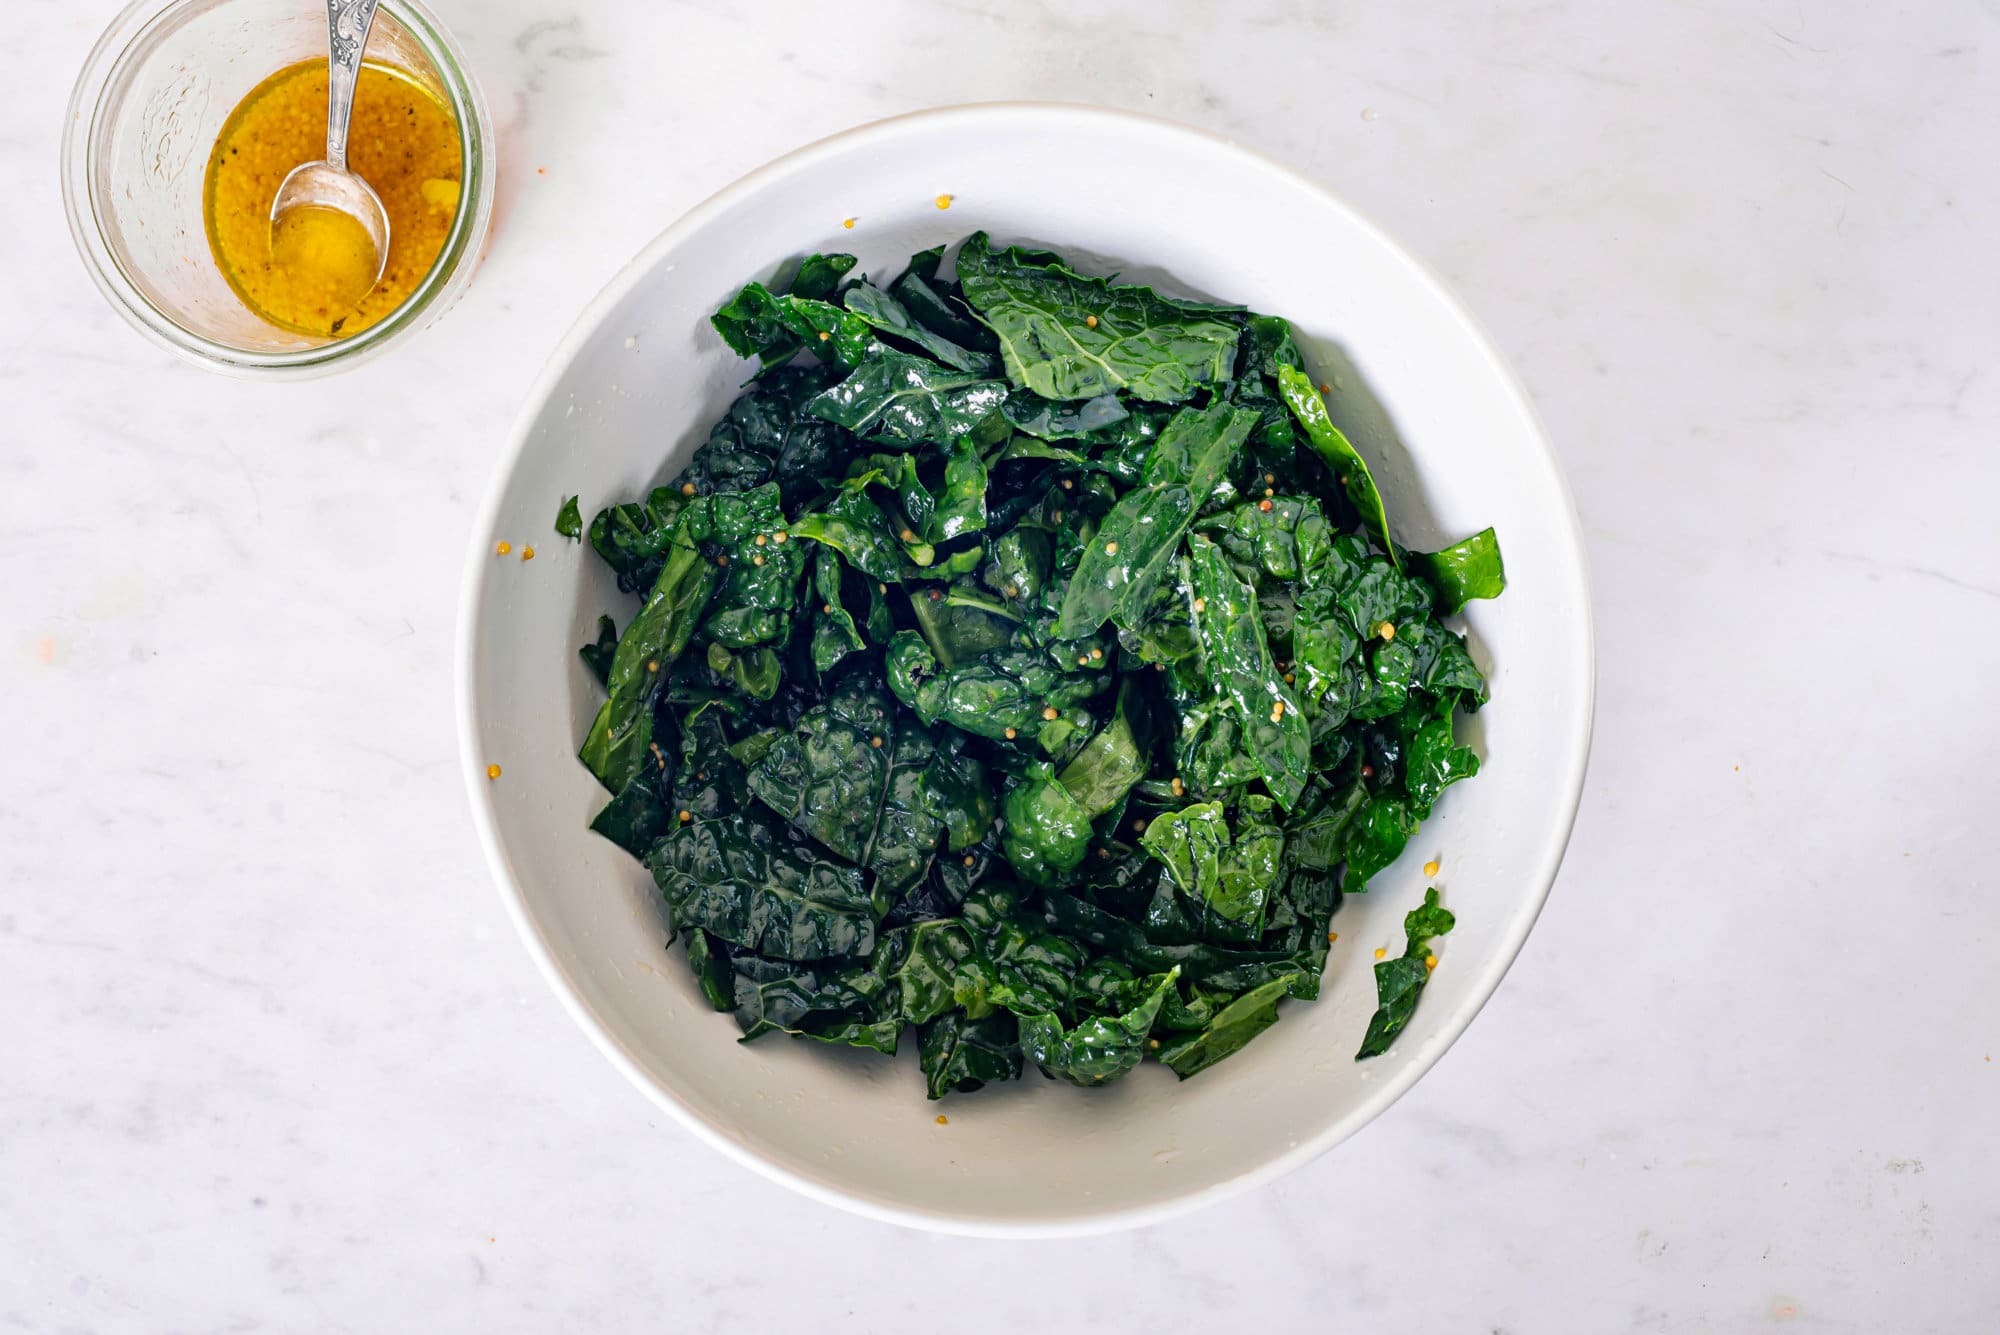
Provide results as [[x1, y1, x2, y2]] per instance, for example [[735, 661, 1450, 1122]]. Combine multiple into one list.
[[5, 0, 1996, 1328]]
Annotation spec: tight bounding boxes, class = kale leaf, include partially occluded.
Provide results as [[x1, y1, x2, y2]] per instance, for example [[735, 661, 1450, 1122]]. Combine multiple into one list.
[[747, 676, 945, 896], [1184, 534, 1311, 808], [958, 232, 1241, 403], [1412, 527, 1507, 614], [1157, 972, 1303, 1078], [843, 280, 996, 374], [1276, 365, 1398, 567], [806, 348, 1008, 444], [648, 808, 877, 960], [1356, 887, 1455, 1058], [554, 494, 582, 541], [1018, 968, 1178, 1086], [711, 253, 873, 368], [919, 1010, 1021, 1099], [1055, 400, 1258, 638]]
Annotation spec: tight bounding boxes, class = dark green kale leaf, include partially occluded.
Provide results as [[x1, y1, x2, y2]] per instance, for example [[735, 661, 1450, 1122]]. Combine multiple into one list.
[[928, 436, 988, 542], [919, 1010, 1021, 1099], [901, 645, 1108, 743], [1157, 972, 1303, 1078], [673, 701, 757, 819], [1239, 313, 1304, 382], [730, 951, 899, 1052], [1083, 405, 1177, 485], [790, 486, 929, 583], [805, 348, 1008, 444], [1184, 534, 1311, 808], [1036, 892, 1301, 991], [1405, 710, 1481, 816], [1140, 796, 1286, 943], [697, 483, 808, 650], [1411, 527, 1507, 614], [1000, 766, 1094, 884], [958, 885, 1089, 1017], [579, 505, 724, 792], [678, 364, 860, 514], [686, 929, 735, 1012], [648, 808, 877, 960], [891, 919, 988, 1025], [847, 444, 990, 553], [587, 763, 673, 856], [1017, 967, 1178, 1087], [957, 232, 1242, 404], [1198, 494, 1334, 584], [747, 676, 945, 896], [808, 549, 867, 674], [842, 281, 996, 374], [1276, 364, 1399, 566], [1055, 678, 1152, 821], [703, 642, 781, 700], [1264, 862, 1342, 994], [917, 732, 995, 853], [884, 630, 939, 708], [890, 262, 999, 358], [909, 583, 1015, 668], [1405, 619, 1490, 707], [845, 454, 945, 564], [1336, 554, 1435, 642], [711, 255, 874, 368], [894, 889, 1087, 1024], [1356, 887, 1455, 1058], [554, 494, 582, 541], [1068, 956, 1140, 1014], [979, 919, 1087, 1016], [578, 614, 618, 688], [588, 485, 692, 593], [883, 850, 976, 931], [1056, 400, 1258, 638], [986, 436, 1092, 470], [1341, 795, 1419, 890], [1292, 583, 1360, 717], [980, 526, 1052, 608], [1284, 776, 1368, 871], [1001, 388, 1128, 439], [791, 252, 858, 302]]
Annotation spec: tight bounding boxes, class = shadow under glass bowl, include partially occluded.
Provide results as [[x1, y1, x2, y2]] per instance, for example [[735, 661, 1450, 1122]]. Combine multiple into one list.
[[62, 0, 495, 379]]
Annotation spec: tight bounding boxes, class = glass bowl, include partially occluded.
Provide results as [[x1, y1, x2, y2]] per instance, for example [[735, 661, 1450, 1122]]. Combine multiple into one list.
[[62, 0, 496, 379]]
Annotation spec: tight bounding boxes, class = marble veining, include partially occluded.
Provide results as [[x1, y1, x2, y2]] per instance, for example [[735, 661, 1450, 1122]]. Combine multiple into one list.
[[3, 1, 1996, 1330]]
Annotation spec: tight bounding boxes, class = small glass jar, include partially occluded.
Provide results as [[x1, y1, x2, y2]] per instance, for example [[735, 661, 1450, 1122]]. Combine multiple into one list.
[[62, 0, 496, 379]]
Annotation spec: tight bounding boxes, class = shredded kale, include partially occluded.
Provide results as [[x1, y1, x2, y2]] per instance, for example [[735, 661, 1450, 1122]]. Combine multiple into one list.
[[571, 236, 1503, 1097]]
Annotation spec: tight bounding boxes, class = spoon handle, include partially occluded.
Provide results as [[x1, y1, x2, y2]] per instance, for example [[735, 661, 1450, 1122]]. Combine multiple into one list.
[[322, 0, 381, 175]]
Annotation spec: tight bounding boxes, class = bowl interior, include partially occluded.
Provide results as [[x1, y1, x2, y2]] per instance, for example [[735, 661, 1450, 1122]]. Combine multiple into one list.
[[460, 106, 1592, 1234]]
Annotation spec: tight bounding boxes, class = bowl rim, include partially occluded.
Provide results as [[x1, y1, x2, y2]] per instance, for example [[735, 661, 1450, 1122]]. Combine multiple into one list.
[[455, 100, 1596, 1238]]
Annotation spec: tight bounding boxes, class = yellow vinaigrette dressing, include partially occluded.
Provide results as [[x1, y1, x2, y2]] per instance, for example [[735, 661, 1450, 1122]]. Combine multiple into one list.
[[203, 59, 461, 337]]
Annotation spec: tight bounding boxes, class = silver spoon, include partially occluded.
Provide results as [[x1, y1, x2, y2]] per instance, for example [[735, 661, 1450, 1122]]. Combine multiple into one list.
[[270, 0, 390, 290]]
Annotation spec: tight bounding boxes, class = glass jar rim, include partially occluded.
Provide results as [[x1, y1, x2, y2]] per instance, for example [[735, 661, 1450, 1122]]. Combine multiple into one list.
[[61, 0, 495, 380]]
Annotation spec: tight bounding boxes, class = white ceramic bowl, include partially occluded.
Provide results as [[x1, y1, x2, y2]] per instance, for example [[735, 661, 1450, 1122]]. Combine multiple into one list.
[[458, 104, 1593, 1236]]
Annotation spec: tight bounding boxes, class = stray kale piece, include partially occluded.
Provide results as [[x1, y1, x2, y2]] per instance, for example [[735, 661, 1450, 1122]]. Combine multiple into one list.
[[1355, 888, 1456, 1059], [568, 237, 1505, 1098], [555, 495, 583, 541]]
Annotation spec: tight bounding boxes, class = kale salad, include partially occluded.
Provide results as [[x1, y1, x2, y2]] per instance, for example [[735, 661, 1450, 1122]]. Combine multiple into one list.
[[563, 234, 1504, 1099]]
